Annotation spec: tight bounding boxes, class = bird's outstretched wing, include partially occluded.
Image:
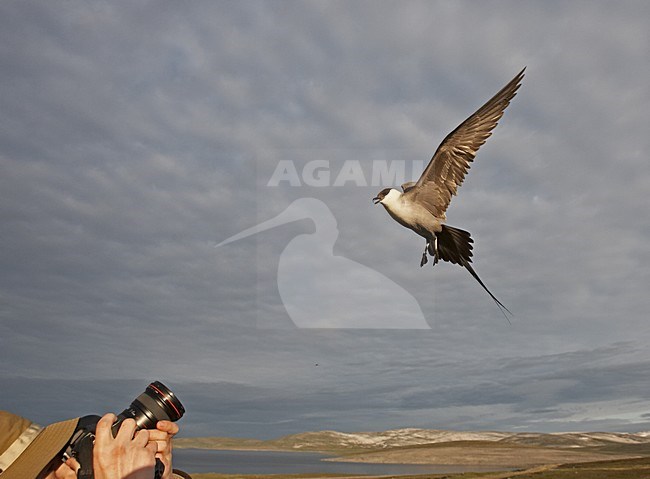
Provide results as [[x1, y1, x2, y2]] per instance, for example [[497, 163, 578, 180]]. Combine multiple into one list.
[[401, 181, 416, 192], [405, 68, 525, 217]]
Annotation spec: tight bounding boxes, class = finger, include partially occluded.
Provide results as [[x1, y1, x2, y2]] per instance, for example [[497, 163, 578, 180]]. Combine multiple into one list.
[[146, 436, 170, 454], [115, 417, 138, 441], [145, 440, 158, 456], [156, 420, 179, 436], [53, 462, 76, 479], [65, 457, 80, 472], [148, 427, 174, 454], [133, 428, 151, 447], [94, 413, 116, 443], [152, 440, 171, 455], [51, 463, 65, 479], [147, 429, 169, 441]]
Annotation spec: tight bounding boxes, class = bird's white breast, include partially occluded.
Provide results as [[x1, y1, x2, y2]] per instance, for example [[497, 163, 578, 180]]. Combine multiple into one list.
[[380, 189, 442, 237]]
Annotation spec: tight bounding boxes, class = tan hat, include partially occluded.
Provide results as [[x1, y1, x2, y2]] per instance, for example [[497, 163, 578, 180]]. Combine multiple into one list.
[[0, 411, 79, 479]]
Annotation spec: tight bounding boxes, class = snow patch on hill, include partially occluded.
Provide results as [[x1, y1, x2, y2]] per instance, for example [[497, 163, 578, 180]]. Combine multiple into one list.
[[277, 428, 650, 450]]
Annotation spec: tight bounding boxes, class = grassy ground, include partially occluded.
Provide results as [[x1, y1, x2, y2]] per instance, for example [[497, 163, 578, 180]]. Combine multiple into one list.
[[189, 455, 650, 479], [181, 436, 650, 479]]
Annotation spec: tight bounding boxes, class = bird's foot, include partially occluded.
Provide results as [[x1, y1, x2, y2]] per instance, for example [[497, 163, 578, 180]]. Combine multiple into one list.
[[431, 236, 439, 266], [420, 252, 428, 267]]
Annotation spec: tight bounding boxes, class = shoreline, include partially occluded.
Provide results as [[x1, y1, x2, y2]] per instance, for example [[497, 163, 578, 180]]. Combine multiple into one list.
[[177, 446, 650, 479], [174, 443, 642, 469]]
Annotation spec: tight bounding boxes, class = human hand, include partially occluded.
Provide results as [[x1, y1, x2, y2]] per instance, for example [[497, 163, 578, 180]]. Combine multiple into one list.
[[42, 457, 79, 479], [147, 421, 179, 479], [93, 413, 157, 479]]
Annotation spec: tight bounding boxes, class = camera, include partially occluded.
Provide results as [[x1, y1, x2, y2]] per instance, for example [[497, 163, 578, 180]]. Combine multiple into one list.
[[65, 381, 185, 479]]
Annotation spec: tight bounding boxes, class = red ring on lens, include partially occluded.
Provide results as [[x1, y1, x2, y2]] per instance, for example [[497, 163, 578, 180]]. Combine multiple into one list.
[[149, 382, 183, 419]]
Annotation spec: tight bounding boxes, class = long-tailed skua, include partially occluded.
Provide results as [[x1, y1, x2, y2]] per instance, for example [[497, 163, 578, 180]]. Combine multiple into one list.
[[373, 69, 525, 319]]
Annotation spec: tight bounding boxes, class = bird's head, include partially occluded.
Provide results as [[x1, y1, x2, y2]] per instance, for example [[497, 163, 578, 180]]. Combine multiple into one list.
[[372, 187, 393, 204]]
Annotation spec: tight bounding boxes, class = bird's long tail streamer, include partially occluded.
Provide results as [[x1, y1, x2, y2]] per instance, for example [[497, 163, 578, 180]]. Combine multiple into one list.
[[436, 225, 513, 323], [460, 258, 513, 323]]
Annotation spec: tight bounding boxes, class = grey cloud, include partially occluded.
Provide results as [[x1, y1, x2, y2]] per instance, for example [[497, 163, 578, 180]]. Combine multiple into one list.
[[2, 0, 650, 438]]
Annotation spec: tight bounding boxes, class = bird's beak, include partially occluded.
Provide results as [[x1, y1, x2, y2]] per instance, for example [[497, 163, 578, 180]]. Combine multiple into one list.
[[372, 196, 380, 204]]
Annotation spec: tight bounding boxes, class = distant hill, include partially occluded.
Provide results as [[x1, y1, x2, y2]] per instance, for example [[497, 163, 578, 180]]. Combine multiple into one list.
[[175, 427, 650, 454]]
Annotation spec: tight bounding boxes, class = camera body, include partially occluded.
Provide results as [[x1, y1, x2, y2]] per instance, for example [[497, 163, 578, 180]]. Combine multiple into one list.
[[66, 381, 185, 479]]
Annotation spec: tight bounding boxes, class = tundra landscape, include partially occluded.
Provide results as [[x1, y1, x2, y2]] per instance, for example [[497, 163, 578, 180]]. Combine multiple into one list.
[[3, 4, 650, 479], [176, 427, 650, 479]]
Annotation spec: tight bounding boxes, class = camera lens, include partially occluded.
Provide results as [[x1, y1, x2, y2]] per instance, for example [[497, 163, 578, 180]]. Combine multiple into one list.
[[117, 381, 185, 430], [69, 381, 185, 479], [145, 381, 185, 421]]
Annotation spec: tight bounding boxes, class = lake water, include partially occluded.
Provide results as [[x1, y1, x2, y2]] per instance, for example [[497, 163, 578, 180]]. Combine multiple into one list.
[[173, 449, 510, 475]]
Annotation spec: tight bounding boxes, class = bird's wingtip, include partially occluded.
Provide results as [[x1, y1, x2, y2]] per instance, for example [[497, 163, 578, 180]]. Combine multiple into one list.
[[517, 67, 526, 80]]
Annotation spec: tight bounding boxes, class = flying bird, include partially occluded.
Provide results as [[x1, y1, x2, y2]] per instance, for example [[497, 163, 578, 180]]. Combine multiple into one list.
[[373, 68, 525, 319]]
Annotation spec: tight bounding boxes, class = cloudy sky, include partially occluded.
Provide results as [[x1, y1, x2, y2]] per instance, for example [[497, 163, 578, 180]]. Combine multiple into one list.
[[2, 1, 650, 439]]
